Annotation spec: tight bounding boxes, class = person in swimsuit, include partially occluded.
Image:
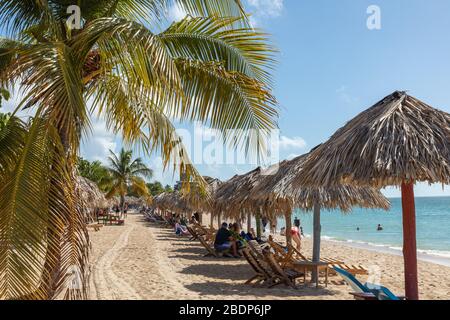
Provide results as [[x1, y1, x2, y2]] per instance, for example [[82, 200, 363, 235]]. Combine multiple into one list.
[[291, 226, 302, 251]]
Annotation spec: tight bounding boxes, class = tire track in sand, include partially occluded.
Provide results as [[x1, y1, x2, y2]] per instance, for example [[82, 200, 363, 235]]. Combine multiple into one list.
[[93, 224, 142, 300]]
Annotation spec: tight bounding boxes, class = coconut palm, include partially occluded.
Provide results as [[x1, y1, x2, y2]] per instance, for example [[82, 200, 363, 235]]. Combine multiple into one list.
[[77, 157, 112, 192], [106, 148, 152, 216], [0, 0, 277, 299]]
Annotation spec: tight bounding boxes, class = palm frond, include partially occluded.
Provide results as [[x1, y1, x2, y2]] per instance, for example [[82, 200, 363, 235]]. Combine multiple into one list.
[[159, 16, 276, 86], [4, 42, 88, 152], [173, 0, 246, 19], [72, 17, 181, 92], [129, 176, 150, 196], [171, 58, 278, 154], [0, 115, 89, 299]]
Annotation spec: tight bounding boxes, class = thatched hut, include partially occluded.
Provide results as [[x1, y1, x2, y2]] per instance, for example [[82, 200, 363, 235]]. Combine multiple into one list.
[[296, 91, 450, 299], [182, 176, 222, 225], [153, 191, 191, 216], [250, 154, 390, 280], [214, 165, 283, 236], [75, 176, 108, 221]]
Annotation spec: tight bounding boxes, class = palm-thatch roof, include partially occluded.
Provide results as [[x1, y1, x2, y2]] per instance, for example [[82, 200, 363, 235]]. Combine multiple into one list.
[[296, 91, 450, 188], [250, 154, 390, 212], [214, 165, 284, 219], [75, 176, 108, 209], [182, 176, 222, 212], [153, 191, 191, 214]]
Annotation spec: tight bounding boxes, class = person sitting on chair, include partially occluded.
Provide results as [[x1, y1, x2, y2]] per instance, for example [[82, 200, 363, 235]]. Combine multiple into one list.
[[175, 219, 189, 236], [230, 223, 247, 250], [214, 222, 238, 257]]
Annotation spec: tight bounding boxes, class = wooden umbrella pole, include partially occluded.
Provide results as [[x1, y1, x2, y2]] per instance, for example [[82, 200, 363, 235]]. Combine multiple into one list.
[[246, 211, 252, 233], [401, 182, 419, 300], [210, 212, 214, 228], [284, 209, 292, 246], [312, 202, 321, 282], [255, 208, 262, 238], [217, 212, 222, 229]]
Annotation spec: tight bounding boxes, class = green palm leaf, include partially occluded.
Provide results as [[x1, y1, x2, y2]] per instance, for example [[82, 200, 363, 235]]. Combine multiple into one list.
[[159, 16, 276, 86]]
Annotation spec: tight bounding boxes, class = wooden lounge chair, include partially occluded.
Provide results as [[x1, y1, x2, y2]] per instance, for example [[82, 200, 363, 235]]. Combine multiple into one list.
[[197, 235, 219, 257], [87, 223, 103, 232], [193, 223, 216, 242], [262, 249, 304, 289], [242, 247, 272, 285], [186, 225, 200, 241], [268, 237, 368, 276]]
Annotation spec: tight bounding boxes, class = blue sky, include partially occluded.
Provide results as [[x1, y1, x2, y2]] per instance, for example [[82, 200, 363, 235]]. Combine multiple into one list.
[[2, 0, 450, 197]]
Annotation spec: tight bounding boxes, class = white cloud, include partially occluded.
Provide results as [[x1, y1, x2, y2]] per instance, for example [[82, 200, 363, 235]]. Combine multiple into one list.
[[278, 135, 307, 150], [80, 119, 117, 164], [247, 0, 284, 18]]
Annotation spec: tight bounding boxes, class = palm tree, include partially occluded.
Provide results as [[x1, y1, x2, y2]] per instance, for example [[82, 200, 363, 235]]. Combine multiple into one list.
[[77, 157, 112, 192], [106, 148, 152, 216], [0, 1, 278, 299]]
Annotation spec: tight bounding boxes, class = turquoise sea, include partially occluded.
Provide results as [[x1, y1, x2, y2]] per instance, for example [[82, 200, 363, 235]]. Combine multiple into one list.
[[277, 196, 450, 260]]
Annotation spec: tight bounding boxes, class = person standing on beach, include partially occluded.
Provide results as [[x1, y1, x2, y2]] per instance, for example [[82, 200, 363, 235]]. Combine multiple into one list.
[[294, 216, 300, 228], [261, 216, 268, 233], [291, 226, 302, 251]]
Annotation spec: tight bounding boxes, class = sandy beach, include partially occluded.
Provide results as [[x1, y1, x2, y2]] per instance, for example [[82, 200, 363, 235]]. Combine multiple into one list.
[[88, 212, 450, 300]]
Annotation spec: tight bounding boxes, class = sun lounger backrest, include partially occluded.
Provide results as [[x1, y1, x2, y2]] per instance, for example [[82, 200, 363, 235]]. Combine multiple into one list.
[[263, 250, 291, 282], [242, 248, 263, 274], [197, 235, 217, 257], [247, 245, 273, 277], [333, 267, 369, 293]]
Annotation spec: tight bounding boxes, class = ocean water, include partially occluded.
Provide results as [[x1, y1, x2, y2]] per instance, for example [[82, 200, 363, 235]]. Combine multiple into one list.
[[277, 196, 450, 260]]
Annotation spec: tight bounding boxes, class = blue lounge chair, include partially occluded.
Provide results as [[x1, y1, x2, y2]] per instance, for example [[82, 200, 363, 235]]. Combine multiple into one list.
[[333, 267, 402, 300]]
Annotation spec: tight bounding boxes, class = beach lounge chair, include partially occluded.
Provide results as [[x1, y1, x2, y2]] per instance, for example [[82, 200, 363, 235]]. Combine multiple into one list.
[[333, 267, 404, 300], [268, 238, 368, 276], [242, 248, 271, 285], [186, 225, 200, 241], [262, 249, 304, 289], [197, 234, 219, 257], [87, 223, 103, 232]]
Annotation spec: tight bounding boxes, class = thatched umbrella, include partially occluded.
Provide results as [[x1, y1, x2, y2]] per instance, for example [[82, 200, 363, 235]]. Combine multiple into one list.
[[154, 191, 192, 215], [296, 91, 450, 299], [75, 176, 108, 215], [182, 176, 222, 225], [251, 154, 390, 280], [215, 165, 282, 236]]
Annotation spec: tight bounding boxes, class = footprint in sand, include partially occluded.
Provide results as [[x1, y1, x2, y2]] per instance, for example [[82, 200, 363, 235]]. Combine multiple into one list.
[[93, 225, 142, 300]]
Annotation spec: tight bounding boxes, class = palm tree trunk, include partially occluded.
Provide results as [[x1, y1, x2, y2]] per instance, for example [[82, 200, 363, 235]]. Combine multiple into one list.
[[210, 213, 214, 228], [246, 211, 252, 233], [312, 202, 321, 283], [120, 194, 125, 219]]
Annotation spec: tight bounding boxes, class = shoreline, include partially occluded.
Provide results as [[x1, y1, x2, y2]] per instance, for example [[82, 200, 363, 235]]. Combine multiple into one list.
[[318, 237, 450, 268]]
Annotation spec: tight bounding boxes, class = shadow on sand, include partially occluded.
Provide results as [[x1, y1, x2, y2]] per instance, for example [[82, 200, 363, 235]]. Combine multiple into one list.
[[143, 216, 339, 299]]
